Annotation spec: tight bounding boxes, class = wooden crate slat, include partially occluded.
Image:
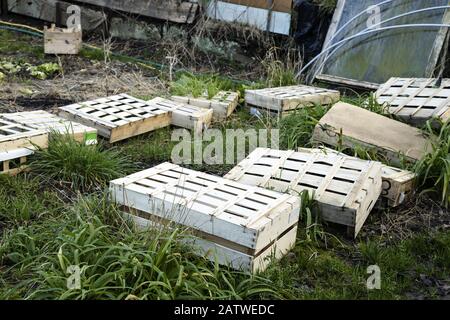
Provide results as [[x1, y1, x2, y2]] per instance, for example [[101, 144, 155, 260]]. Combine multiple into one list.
[[58, 94, 172, 143], [311, 102, 433, 164], [146, 97, 213, 134], [298, 147, 417, 208], [376, 77, 450, 126], [1, 111, 98, 145], [225, 148, 382, 237], [245, 85, 340, 114], [110, 162, 300, 260], [124, 211, 297, 273], [171, 91, 239, 120], [0, 147, 34, 176]]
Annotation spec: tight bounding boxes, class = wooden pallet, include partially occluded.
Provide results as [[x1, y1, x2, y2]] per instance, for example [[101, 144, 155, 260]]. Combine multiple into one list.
[[171, 91, 239, 121], [224, 148, 382, 237], [0, 148, 34, 176], [311, 102, 433, 164], [110, 162, 300, 273], [58, 94, 172, 143], [44, 24, 82, 55], [0, 118, 48, 153], [298, 147, 416, 207], [1, 111, 98, 145], [146, 98, 213, 135], [245, 85, 340, 117], [376, 77, 450, 127]]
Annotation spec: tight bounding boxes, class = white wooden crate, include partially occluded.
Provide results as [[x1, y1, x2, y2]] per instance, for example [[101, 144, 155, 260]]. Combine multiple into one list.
[[171, 91, 239, 121], [0, 118, 48, 153], [110, 162, 300, 273], [1, 111, 98, 145], [0, 147, 34, 176], [298, 147, 416, 207], [376, 77, 450, 126], [44, 25, 82, 55], [245, 85, 340, 117], [311, 102, 433, 164], [225, 148, 382, 237], [146, 98, 213, 135], [58, 94, 172, 143]]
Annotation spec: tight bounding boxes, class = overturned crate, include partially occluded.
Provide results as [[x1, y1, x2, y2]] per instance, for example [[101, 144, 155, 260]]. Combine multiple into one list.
[[110, 162, 300, 273], [171, 91, 239, 121], [298, 147, 416, 208], [376, 77, 450, 127], [0, 118, 48, 152], [58, 94, 172, 143], [311, 102, 433, 164], [146, 98, 213, 134], [0, 148, 34, 176], [225, 148, 382, 237], [1, 111, 98, 145], [245, 85, 340, 117]]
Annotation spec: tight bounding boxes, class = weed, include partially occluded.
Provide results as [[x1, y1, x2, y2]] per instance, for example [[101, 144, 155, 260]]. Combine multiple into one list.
[[260, 48, 301, 87], [170, 73, 233, 99], [29, 132, 134, 192]]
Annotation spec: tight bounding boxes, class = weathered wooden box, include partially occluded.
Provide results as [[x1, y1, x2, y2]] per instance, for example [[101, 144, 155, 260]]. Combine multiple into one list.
[[0, 118, 48, 153], [245, 85, 340, 117], [298, 147, 416, 208], [146, 97, 213, 134], [44, 25, 82, 55], [110, 162, 300, 273], [58, 94, 172, 143], [225, 148, 382, 237], [0, 148, 34, 176], [311, 102, 433, 164], [1, 110, 98, 145], [171, 91, 239, 121], [376, 77, 450, 127]]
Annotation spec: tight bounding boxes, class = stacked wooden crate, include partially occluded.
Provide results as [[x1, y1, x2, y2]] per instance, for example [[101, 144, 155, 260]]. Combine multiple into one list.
[[376, 77, 450, 127], [225, 148, 382, 237], [1, 111, 98, 145], [110, 162, 300, 273], [0, 118, 48, 175], [311, 102, 433, 164], [59, 94, 172, 143], [245, 85, 340, 117], [171, 91, 239, 121], [146, 97, 213, 134]]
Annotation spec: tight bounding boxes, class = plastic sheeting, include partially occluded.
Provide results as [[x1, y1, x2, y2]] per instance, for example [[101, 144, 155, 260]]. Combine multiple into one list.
[[317, 0, 450, 87]]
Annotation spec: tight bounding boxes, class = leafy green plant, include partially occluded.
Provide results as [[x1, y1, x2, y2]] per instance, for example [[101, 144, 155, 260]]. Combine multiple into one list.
[[170, 73, 233, 99], [29, 132, 133, 192], [414, 120, 450, 207]]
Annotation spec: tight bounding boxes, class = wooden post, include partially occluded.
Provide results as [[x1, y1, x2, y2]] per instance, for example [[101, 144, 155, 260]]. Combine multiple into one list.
[[1, 0, 8, 17]]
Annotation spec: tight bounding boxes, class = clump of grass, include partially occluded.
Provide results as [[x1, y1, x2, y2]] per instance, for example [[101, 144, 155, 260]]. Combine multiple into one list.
[[414, 120, 450, 207], [313, 0, 337, 14], [170, 73, 233, 99], [279, 105, 329, 149], [0, 194, 282, 299], [29, 133, 134, 192], [260, 48, 301, 87]]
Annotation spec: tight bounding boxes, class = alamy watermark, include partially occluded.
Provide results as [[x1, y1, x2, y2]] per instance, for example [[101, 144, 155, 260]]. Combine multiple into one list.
[[366, 265, 381, 290], [171, 128, 279, 165]]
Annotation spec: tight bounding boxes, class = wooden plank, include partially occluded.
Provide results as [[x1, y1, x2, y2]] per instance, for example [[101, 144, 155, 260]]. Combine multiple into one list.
[[1, 110, 98, 145], [298, 147, 416, 207], [110, 162, 300, 256], [376, 77, 450, 127], [0, 118, 48, 153], [73, 0, 199, 24], [44, 25, 82, 55], [171, 91, 239, 121], [8, 0, 106, 31], [58, 94, 172, 143], [311, 102, 433, 164], [146, 97, 213, 135], [225, 148, 382, 237], [225, 0, 292, 13], [245, 85, 340, 114], [0, 148, 34, 176], [123, 211, 297, 273]]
